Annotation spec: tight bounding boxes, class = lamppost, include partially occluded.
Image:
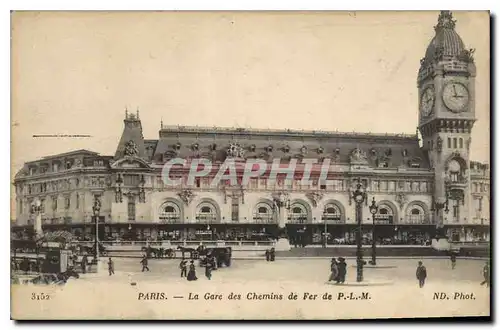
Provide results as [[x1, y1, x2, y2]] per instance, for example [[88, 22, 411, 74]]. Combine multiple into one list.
[[432, 195, 449, 238], [351, 182, 366, 282], [368, 197, 379, 266], [92, 196, 101, 261]]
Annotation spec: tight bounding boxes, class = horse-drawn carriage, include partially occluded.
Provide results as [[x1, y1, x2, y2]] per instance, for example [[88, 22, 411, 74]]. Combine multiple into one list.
[[141, 246, 176, 259]]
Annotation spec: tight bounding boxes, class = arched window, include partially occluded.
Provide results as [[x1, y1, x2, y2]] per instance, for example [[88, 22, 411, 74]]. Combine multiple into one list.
[[406, 205, 426, 224], [448, 159, 461, 182], [196, 202, 218, 223], [322, 203, 342, 222], [159, 201, 181, 223], [374, 205, 393, 224], [253, 202, 274, 223], [287, 203, 308, 224]]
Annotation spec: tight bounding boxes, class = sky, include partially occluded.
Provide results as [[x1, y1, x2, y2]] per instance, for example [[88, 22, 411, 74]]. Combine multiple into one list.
[[11, 11, 490, 178]]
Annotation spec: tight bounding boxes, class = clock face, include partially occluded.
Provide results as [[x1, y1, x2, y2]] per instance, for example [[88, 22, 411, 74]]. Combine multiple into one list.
[[442, 83, 469, 113], [420, 86, 435, 117]]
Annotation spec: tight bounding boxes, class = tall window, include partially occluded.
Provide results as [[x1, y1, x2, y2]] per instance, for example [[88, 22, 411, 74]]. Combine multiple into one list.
[[128, 195, 136, 221], [453, 138, 457, 149], [447, 137, 451, 148], [19, 200, 23, 214], [65, 196, 70, 209], [231, 197, 239, 221], [459, 138, 463, 149], [76, 193, 79, 209]]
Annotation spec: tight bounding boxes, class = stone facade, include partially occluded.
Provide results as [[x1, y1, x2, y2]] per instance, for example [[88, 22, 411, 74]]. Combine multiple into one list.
[[12, 12, 490, 243]]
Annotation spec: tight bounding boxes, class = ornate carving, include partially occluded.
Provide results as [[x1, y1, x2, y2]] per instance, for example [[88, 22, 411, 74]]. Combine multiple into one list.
[[272, 192, 289, 210], [434, 11, 456, 31], [138, 187, 146, 203], [178, 189, 195, 205], [124, 140, 139, 157], [395, 193, 407, 209], [458, 48, 475, 63], [466, 137, 471, 151], [433, 45, 444, 62], [306, 192, 324, 207], [226, 142, 245, 158], [436, 136, 443, 153], [115, 186, 123, 203], [349, 148, 368, 164]]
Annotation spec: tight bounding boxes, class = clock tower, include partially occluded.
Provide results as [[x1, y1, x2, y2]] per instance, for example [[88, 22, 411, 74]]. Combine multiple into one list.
[[417, 11, 477, 230]]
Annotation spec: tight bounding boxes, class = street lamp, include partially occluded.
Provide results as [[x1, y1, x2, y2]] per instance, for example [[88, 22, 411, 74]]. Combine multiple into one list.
[[92, 196, 101, 261], [368, 197, 379, 266], [351, 182, 366, 282], [432, 195, 450, 238]]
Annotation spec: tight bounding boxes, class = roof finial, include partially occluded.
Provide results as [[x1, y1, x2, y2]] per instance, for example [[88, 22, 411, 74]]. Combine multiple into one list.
[[136, 107, 140, 119], [434, 10, 456, 32], [125, 106, 128, 119], [161, 117, 163, 129]]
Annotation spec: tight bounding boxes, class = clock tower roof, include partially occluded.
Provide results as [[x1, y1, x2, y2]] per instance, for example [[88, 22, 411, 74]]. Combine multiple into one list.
[[421, 11, 467, 66]]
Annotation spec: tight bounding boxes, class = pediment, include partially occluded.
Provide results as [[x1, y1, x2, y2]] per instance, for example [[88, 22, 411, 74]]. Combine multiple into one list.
[[110, 156, 151, 169]]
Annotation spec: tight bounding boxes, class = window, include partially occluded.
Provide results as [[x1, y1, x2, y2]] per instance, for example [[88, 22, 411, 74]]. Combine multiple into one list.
[[76, 193, 79, 209], [196, 202, 217, 223], [320, 184, 327, 190], [287, 203, 308, 223], [52, 196, 58, 211], [159, 202, 180, 223], [231, 197, 239, 221], [322, 203, 342, 222], [128, 195, 136, 221], [124, 175, 140, 186], [19, 200, 23, 214], [431, 140, 434, 150], [450, 172, 459, 182], [447, 138, 451, 148], [254, 203, 274, 223], [65, 196, 70, 209], [453, 138, 457, 149], [459, 138, 463, 149], [195, 178, 201, 188]]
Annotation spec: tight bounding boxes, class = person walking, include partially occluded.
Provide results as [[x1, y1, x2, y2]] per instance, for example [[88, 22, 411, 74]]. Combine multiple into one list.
[[140, 254, 150, 272], [337, 257, 347, 284], [179, 258, 188, 278], [81, 254, 88, 274], [108, 257, 115, 276], [480, 261, 490, 287], [450, 253, 457, 270], [416, 261, 427, 288], [328, 258, 339, 282], [265, 249, 270, 262], [187, 260, 198, 281], [205, 254, 213, 280], [270, 248, 276, 262]]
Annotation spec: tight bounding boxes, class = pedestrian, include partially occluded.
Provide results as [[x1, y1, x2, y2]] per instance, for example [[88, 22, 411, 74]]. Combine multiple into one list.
[[416, 261, 427, 288], [480, 261, 490, 287], [81, 254, 88, 274], [108, 257, 115, 276], [265, 249, 270, 262], [140, 254, 150, 272], [450, 253, 457, 270], [328, 258, 339, 282], [179, 258, 188, 278], [270, 248, 276, 262], [205, 254, 213, 280], [337, 257, 347, 284], [187, 260, 198, 281]]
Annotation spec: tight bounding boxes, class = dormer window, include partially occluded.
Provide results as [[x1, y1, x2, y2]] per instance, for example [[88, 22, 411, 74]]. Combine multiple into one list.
[[402, 149, 408, 157], [317, 146, 324, 154], [283, 145, 290, 153], [335, 148, 340, 155], [191, 143, 199, 151], [174, 142, 181, 150], [301, 146, 307, 155], [266, 145, 273, 153], [385, 148, 392, 157], [370, 149, 377, 156], [249, 144, 256, 152], [211, 143, 217, 151]]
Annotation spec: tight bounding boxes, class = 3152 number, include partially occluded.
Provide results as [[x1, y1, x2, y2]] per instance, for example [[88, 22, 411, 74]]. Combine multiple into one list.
[[31, 293, 50, 300]]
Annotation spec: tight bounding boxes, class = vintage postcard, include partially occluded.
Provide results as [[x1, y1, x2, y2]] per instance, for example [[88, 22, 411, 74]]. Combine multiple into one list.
[[10, 11, 490, 320]]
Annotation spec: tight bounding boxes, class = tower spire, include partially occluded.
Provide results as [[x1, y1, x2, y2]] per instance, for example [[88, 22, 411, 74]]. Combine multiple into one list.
[[434, 10, 456, 32], [136, 107, 140, 119]]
